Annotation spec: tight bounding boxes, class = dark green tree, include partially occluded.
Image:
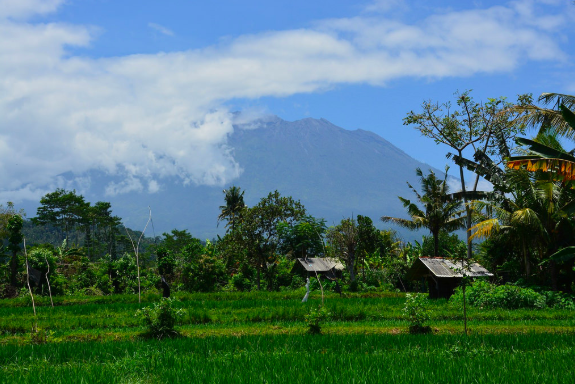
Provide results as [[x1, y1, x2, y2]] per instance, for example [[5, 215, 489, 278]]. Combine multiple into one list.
[[326, 217, 359, 282], [83, 201, 121, 260], [239, 191, 306, 290], [161, 229, 196, 256], [277, 215, 326, 259], [33, 189, 89, 246], [7, 214, 23, 287]]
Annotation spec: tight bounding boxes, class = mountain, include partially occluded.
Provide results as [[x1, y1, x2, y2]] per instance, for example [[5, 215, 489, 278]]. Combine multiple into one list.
[[22, 116, 445, 241]]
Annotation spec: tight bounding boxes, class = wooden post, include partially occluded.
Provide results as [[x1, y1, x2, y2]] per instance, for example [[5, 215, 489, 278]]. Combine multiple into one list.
[[23, 239, 37, 321]]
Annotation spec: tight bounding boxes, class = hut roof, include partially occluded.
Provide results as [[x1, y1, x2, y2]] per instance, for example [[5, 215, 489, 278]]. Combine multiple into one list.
[[407, 257, 493, 279], [295, 258, 344, 273]]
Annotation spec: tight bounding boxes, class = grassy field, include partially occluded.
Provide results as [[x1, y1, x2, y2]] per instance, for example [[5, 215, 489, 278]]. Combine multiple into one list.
[[1, 291, 574, 383]]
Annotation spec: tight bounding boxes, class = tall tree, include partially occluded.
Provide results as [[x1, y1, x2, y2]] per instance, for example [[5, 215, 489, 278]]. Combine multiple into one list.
[[238, 191, 306, 290], [381, 167, 466, 257], [473, 134, 575, 289], [218, 186, 246, 232], [326, 217, 359, 282], [277, 215, 327, 259], [7, 214, 23, 287], [33, 189, 89, 246], [404, 91, 530, 259]]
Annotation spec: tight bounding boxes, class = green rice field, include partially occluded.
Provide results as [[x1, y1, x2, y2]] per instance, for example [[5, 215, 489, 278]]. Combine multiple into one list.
[[1, 292, 574, 383]]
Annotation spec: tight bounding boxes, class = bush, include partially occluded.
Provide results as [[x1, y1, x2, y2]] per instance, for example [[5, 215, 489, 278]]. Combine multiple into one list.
[[450, 280, 546, 309], [28, 327, 53, 344], [184, 254, 226, 292], [305, 305, 331, 334], [135, 298, 185, 339], [541, 290, 575, 310], [230, 272, 252, 291], [403, 293, 431, 334]]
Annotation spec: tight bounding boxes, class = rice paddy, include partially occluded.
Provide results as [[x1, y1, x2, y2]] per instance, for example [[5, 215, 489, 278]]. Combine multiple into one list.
[[1, 291, 574, 383]]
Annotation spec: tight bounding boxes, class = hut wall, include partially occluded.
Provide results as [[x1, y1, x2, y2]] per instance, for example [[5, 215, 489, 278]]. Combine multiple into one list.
[[427, 276, 461, 299]]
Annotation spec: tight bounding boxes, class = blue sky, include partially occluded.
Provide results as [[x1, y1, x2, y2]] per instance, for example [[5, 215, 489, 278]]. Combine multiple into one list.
[[1, 0, 574, 202]]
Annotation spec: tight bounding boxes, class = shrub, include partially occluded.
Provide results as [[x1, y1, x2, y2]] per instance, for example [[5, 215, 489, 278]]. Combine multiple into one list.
[[28, 327, 53, 344], [450, 281, 547, 309], [230, 272, 252, 291], [542, 290, 575, 310], [136, 298, 185, 339], [305, 305, 331, 335], [184, 254, 226, 292], [403, 293, 431, 334]]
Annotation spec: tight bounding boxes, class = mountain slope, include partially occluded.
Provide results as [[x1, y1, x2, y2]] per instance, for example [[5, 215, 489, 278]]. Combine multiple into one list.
[[22, 116, 444, 240], [227, 116, 441, 228]]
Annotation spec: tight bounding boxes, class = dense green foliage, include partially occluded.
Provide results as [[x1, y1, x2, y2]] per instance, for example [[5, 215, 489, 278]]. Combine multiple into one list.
[[4, 90, 575, 307], [450, 280, 575, 310]]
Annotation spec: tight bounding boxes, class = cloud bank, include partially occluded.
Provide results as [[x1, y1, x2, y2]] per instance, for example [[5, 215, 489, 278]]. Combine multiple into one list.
[[0, 0, 570, 201]]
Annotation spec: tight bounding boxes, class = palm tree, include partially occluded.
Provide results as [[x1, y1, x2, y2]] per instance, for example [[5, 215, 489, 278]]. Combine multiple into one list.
[[510, 93, 575, 140], [507, 93, 575, 180], [472, 135, 575, 287], [218, 186, 246, 232], [381, 167, 466, 257]]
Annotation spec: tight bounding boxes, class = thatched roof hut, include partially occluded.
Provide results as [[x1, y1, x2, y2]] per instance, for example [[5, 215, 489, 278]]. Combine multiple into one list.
[[407, 257, 493, 299], [291, 257, 344, 279]]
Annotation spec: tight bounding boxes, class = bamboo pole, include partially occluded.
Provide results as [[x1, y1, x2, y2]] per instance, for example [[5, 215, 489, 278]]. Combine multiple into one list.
[[124, 207, 152, 304], [23, 239, 37, 321], [44, 252, 54, 308]]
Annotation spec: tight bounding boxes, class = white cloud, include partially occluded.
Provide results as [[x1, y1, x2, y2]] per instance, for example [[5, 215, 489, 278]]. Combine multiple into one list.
[[148, 22, 174, 36], [0, 0, 571, 201], [0, 0, 64, 20]]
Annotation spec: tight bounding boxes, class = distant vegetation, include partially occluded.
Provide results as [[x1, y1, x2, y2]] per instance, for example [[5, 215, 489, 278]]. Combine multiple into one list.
[[3, 90, 575, 382], [2, 91, 575, 299]]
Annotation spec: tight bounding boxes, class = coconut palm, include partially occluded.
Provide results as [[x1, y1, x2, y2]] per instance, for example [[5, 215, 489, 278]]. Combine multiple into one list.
[[381, 167, 466, 257], [218, 186, 246, 232], [471, 135, 575, 287], [510, 93, 575, 140], [507, 94, 575, 180]]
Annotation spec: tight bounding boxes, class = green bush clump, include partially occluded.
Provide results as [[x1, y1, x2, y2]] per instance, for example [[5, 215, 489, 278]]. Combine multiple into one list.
[[540, 290, 575, 310], [304, 305, 331, 334], [450, 281, 547, 309], [403, 293, 431, 334], [136, 298, 185, 339]]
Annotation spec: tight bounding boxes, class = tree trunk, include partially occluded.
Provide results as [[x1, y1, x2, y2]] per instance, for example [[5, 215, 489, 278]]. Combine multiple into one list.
[[9, 251, 18, 286], [457, 150, 473, 261], [522, 242, 530, 277], [550, 260, 558, 291], [256, 264, 261, 290], [347, 247, 356, 282], [433, 231, 439, 257]]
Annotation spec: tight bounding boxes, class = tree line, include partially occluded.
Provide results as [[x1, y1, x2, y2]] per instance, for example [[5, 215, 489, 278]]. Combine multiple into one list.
[[2, 90, 575, 298]]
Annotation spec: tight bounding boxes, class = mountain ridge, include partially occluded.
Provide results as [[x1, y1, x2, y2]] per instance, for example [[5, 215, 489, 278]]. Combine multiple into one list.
[[19, 115, 443, 241]]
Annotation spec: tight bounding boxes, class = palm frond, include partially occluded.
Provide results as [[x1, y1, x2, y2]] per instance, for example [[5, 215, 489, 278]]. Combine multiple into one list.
[[380, 216, 421, 230], [538, 93, 575, 109], [511, 208, 542, 228], [469, 219, 501, 241]]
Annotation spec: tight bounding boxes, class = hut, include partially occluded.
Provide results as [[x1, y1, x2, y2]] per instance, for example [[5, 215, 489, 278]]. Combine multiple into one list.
[[291, 257, 344, 280], [407, 257, 493, 299]]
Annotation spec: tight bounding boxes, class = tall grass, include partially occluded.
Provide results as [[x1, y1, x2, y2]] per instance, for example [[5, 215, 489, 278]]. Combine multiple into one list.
[[2, 334, 574, 383], [1, 293, 573, 336]]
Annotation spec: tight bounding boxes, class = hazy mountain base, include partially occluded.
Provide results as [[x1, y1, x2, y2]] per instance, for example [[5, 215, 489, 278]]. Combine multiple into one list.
[[17, 116, 449, 242]]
